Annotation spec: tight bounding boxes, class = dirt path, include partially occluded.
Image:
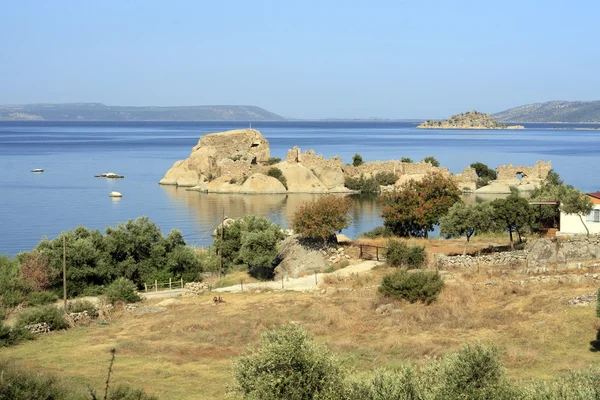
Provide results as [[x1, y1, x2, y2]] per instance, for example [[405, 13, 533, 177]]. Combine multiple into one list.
[[213, 260, 381, 293]]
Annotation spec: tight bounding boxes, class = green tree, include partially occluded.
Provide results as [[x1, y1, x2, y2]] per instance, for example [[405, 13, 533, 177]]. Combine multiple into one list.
[[440, 202, 498, 254], [352, 153, 364, 167], [232, 324, 345, 400], [292, 195, 352, 245], [400, 157, 413, 163], [470, 162, 497, 188], [239, 230, 281, 280], [385, 240, 426, 269], [422, 156, 440, 167], [492, 192, 532, 249], [379, 173, 461, 238]]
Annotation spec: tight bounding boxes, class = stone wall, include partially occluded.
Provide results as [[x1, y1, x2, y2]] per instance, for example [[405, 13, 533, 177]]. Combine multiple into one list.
[[285, 146, 343, 169], [496, 160, 552, 181], [526, 235, 600, 270], [453, 166, 479, 192], [343, 160, 448, 178], [434, 250, 528, 269], [218, 159, 253, 180]]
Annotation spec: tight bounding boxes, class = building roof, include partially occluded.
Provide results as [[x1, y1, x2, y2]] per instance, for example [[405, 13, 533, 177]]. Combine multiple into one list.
[[588, 192, 600, 200]]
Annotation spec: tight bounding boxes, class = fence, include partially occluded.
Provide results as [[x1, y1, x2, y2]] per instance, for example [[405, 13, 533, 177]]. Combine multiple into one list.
[[358, 244, 387, 261], [144, 278, 184, 292]]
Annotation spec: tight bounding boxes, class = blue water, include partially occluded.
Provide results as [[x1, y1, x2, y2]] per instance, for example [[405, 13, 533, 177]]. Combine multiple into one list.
[[1, 121, 599, 256]]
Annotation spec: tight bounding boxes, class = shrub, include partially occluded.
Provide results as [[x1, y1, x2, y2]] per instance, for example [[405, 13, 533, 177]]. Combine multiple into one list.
[[239, 230, 281, 280], [265, 157, 281, 166], [379, 270, 444, 304], [106, 385, 158, 400], [232, 324, 345, 399], [27, 291, 59, 306], [352, 153, 364, 167], [385, 240, 426, 269], [15, 304, 68, 331], [68, 299, 98, 317], [267, 167, 287, 189], [0, 359, 70, 399], [229, 177, 238, 184], [0, 324, 29, 347], [422, 156, 440, 167], [104, 278, 141, 304], [374, 171, 398, 186], [292, 195, 352, 245], [344, 175, 380, 193], [0, 255, 29, 308], [400, 157, 413, 163], [360, 226, 393, 239], [596, 288, 600, 318]]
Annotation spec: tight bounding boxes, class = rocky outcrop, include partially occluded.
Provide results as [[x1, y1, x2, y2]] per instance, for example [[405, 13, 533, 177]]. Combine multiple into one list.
[[159, 129, 270, 187], [240, 173, 287, 193], [274, 235, 327, 279], [276, 162, 329, 193], [418, 110, 524, 129], [526, 235, 600, 270]]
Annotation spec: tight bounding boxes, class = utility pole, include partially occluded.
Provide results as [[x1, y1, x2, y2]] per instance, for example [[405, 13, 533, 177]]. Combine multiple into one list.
[[219, 208, 225, 279], [63, 234, 67, 310]]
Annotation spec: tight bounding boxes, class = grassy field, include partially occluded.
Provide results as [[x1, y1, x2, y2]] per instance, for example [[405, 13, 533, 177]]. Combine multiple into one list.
[[2, 258, 600, 399]]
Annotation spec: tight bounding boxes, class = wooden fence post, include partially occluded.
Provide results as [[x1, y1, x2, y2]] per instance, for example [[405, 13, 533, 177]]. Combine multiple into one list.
[[154, 280, 157, 292], [180, 278, 184, 289], [281, 275, 284, 289], [169, 278, 172, 291], [359, 245, 363, 259], [240, 279, 243, 291], [376, 247, 379, 261], [144, 283, 147, 292]]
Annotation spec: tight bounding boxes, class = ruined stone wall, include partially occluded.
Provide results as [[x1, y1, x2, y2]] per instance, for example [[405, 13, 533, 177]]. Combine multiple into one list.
[[496, 160, 552, 181], [285, 146, 343, 169], [453, 166, 478, 191], [218, 159, 253, 180], [343, 161, 446, 178], [434, 250, 528, 269], [526, 235, 600, 270]]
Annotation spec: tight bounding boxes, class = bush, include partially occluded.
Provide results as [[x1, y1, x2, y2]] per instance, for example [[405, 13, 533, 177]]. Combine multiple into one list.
[[344, 175, 380, 193], [422, 156, 440, 167], [15, 304, 68, 331], [104, 278, 141, 304], [360, 226, 393, 239], [267, 167, 287, 189], [0, 324, 29, 347], [68, 299, 98, 316], [239, 230, 281, 280], [0, 255, 29, 308], [400, 157, 413, 163], [27, 291, 59, 306], [596, 288, 600, 318], [265, 157, 281, 166], [374, 171, 398, 186], [232, 324, 345, 399], [352, 153, 364, 167], [379, 270, 444, 304], [0, 359, 70, 399], [106, 385, 158, 400], [385, 240, 426, 269], [292, 195, 352, 245]]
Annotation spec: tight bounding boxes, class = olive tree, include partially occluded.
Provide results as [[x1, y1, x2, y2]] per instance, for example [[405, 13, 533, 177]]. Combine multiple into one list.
[[422, 156, 440, 167], [491, 192, 532, 249], [440, 202, 498, 254]]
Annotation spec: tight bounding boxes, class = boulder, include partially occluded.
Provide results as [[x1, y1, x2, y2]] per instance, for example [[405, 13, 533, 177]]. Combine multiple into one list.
[[176, 170, 200, 187], [240, 173, 287, 193], [206, 176, 242, 193], [155, 298, 182, 307], [276, 162, 328, 193], [274, 235, 327, 279], [311, 166, 345, 189], [159, 160, 188, 185]]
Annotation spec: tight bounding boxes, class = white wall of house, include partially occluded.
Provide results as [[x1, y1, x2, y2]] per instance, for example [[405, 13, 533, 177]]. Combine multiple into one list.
[[560, 204, 600, 234]]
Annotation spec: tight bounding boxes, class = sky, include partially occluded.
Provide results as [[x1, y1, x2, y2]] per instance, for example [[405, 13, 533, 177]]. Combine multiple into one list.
[[1, 0, 599, 119]]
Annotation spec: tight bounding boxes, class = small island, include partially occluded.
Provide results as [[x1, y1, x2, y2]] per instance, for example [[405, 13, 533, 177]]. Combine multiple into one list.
[[418, 110, 524, 130]]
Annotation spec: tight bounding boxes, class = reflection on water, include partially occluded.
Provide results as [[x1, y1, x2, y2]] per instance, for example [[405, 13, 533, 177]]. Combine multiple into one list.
[[161, 187, 508, 246]]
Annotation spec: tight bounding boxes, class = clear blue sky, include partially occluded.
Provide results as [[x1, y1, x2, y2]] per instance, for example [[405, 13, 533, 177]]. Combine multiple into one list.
[[1, 0, 598, 119]]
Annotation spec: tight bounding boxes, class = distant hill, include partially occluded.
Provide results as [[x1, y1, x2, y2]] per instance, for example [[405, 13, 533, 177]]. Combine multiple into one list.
[[493, 101, 600, 123], [0, 103, 285, 121]]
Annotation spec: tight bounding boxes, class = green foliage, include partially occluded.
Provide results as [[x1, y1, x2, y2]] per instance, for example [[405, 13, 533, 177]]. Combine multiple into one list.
[[360, 226, 393, 239], [212, 216, 285, 274], [385, 240, 426, 269], [521, 369, 600, 399], [292, 195, 352, 245], [22, 217, 203, 297], [267, 167, 288, 189], [0, 358, 71, 399], [27, 291, 59, 306], [400, 157, 413, 163], [379, 269, 444, 304], [106, 385, 158, 400], [265, 157, 282, 166], [352, 153, 364, 167], [373, 171, 398, 186], [380, 172, 461, 238], [0, 324, 29, 347], [15, 305, 68, 331], [440, 202, 498, 250], [239, 230, 281, 280], [104, 278, 141, 304], [470, 162, 497, 181], [68, 299, 98, 316], [596, 288, 600, 318], [0, 255, 30, 309], [232, 324, 345, 399], [344, 175, 380, 193], [422, 156, 440, 167], [492, 192, 533, 247]]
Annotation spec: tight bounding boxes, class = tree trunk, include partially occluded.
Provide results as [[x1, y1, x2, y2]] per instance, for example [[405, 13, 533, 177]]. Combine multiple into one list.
[[517, 229, 522, 244], [424, 230, 428, 239], [463, 235, 471, 256], [509, 230, 514, 250], [578, 214, 590, 237]]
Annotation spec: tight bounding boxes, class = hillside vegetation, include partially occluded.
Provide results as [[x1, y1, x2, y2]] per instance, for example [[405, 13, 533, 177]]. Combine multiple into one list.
[[0, 103, 285, 121], [493, 100, 600, 123]]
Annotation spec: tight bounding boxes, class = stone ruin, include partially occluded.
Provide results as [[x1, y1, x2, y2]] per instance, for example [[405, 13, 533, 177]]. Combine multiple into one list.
[[476, 160, 552, 194]]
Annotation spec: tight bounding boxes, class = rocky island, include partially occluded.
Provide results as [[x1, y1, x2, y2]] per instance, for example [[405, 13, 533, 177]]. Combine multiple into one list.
[[418, 110, 524, 129], [158, 128, 550, 195]]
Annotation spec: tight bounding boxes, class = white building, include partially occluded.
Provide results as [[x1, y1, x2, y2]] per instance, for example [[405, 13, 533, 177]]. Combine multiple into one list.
[[559, 192, 600, 235]]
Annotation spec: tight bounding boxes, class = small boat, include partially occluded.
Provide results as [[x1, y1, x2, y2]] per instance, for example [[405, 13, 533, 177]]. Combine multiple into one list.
[[109, 191, 123, 198], [31, 169, 44, 173]]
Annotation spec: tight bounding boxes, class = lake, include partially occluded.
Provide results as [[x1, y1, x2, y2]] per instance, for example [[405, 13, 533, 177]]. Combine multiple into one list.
[[1, 121, 599, 256]]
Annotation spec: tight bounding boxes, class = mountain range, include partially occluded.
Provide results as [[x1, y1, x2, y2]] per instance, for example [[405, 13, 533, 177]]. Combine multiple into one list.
[[492, 101, 600, 123], [0, 103, 285, 121]]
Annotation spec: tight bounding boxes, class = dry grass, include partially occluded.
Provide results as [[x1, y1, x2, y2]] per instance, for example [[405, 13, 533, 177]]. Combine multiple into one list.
[[2, 265, 600, 399]]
